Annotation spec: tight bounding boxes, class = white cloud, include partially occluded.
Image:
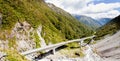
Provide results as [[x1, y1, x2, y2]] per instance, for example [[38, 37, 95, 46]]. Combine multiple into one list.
[[45, 0, 93, 12], [45, 0, 63, 7], [83, 10, 120, 19], [79, 3, 120, 13], [45, 0, 120, 19]]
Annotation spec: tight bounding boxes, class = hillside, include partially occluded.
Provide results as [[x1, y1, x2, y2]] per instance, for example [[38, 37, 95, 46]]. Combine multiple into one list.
[[74, 15, 102, 30], [0, 0, 93, 61], [96, 15, 120, 39]]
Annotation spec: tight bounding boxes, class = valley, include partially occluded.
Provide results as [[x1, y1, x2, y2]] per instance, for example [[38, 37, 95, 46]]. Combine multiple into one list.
[[0, 0, 120, 61]]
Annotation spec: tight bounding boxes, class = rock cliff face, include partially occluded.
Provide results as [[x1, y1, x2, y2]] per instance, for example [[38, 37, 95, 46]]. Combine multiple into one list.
[[0, 21, 48, 60]]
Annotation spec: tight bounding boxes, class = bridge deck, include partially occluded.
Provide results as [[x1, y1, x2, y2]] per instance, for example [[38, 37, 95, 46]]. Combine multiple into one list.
[[21, 35, 95, 55]]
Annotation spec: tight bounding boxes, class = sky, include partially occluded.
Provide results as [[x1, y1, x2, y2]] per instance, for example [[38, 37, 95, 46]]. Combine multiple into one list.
[[45, 0, 120, 19]]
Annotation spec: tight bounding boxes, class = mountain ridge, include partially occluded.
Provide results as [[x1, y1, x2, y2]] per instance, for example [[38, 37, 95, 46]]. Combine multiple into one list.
[[97, 18, 111, 26], [74, 15, 102, 30]]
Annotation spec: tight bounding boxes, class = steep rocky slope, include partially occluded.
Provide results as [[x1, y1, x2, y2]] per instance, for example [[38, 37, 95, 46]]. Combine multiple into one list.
[[0, 0, 93, 61], [93, 31, 120, 61]]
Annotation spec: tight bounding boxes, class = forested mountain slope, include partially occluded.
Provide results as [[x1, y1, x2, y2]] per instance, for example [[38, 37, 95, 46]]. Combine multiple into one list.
[[0, 0, 93, 61]]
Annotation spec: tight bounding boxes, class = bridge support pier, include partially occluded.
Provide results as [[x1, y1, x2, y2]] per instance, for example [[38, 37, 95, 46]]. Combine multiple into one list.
[[79, 40, 84, 47], [52, 48, 56, 55]]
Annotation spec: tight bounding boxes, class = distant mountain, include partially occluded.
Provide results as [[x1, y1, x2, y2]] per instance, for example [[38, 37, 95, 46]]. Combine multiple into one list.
[[74, 15, 102, 30], [97, 18, 111, 25], [96, 15, 120, 39]]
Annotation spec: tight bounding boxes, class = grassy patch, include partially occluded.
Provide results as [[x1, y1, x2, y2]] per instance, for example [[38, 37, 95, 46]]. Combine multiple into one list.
[[34, 32, 41, 48], [59, 48, 85, 58], [0, 48, 28, 61], [8, 36, 16, 48], [6, 50, 28, 61]]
